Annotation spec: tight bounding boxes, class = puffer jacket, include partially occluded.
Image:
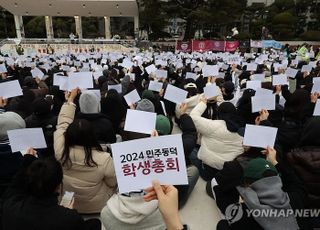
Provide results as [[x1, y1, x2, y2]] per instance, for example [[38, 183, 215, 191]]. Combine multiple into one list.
[[287, 146, 320, 208], [190, 101, 244, 170], [54, 103, 117, 214]]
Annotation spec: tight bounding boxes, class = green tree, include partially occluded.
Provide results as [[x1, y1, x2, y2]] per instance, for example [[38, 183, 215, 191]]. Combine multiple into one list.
[[24, 16, 46, 38], [272, 12, 298, 40], [162, 0, 247, 40], [0, 9, 15, 38], [53, 17, 75, 38], [139, 0, 168, 40]]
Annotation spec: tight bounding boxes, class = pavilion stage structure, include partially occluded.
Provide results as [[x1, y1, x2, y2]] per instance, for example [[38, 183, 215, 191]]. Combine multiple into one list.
[[0, 0, 139, 40]]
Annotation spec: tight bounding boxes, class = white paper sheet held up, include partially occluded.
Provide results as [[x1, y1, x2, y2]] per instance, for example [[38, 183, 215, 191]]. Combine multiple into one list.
[[272, 74, 288, 86], [0, 63, 7, 73], [0, 80, 23, 99], [246, 80, 261, 90], [285, 68, 298, 78], [301, 65, 312, 73], [251, 95, 276, 113], [124, 109, 156, 135], [68, 72, 93, 90], [204, 84, 220, 99], [255, 88, 273, 97], [31, 67, 44, 80], [164, 84, 188, 104], [314, 99, 320, 116], [7, 128, 47, 152], [251, 74, 265, 82], [148, 81, 163, 92], [246, 63, 258, 71], [145, 64, 157, 74], [111, 134, 188, 193], [186, 72, 198, 81], [202, 65, 219, 77], [155, 69, 168, 79], [243, 124, 278, 148], [124, 89, 141, 106], [312, 81, 320, 93], [108, 84, 122, 93], [121, 60, 134, 69]]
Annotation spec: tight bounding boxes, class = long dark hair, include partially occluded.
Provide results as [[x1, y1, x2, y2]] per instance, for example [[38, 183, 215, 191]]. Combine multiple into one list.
[[60, 119, 102, 168]]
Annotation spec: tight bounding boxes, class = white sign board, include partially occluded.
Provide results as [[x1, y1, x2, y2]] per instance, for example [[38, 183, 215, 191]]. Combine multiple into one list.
[[111, 134, 188, 193]]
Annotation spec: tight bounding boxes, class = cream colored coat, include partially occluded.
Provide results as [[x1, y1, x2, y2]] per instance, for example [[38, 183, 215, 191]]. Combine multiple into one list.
[[54, 103, 117, 214], [190, 101, 244, 170]]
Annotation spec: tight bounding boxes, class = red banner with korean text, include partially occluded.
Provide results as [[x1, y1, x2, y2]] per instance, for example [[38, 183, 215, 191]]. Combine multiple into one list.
[[192, 40, 214, 52], [176, 40, 240, 52], [176, 41, 192, 52], [225, 41, 239, 52], [211, 41, 226, 51]]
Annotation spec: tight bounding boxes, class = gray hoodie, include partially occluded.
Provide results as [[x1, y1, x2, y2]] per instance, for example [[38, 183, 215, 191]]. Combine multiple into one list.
[[237, 176, 299, 230]]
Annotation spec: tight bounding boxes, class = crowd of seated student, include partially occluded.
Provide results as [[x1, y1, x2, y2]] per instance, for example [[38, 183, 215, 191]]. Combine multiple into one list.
[[0, 50, 320, 230]]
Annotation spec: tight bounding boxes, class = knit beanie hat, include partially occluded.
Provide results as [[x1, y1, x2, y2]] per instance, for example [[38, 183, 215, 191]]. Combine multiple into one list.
[[136, 99, 155, 113], [0, 112, 26, 141], [156, 115, 171, 135], [244, 158, 278, 180], [142, 90, 155, 101], [79, 91, 101, 114]]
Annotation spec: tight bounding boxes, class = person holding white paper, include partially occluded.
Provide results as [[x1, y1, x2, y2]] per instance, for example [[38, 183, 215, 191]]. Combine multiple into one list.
[[25, 97, 57, 156], [296, 70, 312, 90], [212, 148, 304, 230], [175, 83, 201, 119], [190, 99, 244, 181], [54, 88, 117, 214], [0, 110, 26, 196], [101, 89, 127, 134], [2, 150, 102, 230], [77, 91, 116, 144], [221, 81, 237, 106], [276, 88, 318, 152]]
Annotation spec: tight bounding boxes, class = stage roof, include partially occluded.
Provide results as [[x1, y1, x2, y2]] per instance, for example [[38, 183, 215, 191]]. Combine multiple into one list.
[[0, 0, 139, 17]]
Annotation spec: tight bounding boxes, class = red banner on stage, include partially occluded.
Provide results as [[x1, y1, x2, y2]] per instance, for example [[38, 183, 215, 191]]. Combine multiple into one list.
[[225, 41, 239, 52], [192, 40, 214, 52], [176, 41, 192, 52], [176, 40, 239, 52], [211, 41, 226, 51]]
